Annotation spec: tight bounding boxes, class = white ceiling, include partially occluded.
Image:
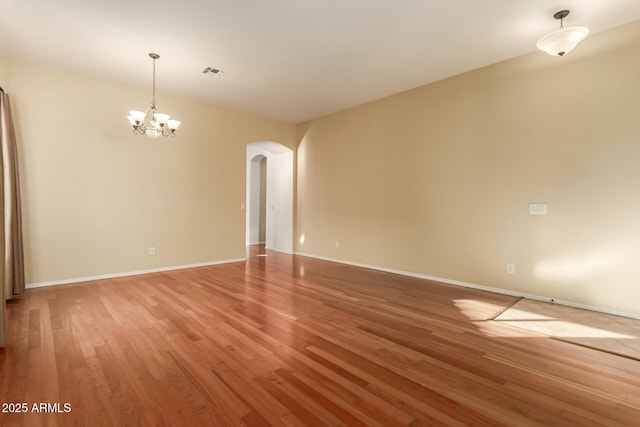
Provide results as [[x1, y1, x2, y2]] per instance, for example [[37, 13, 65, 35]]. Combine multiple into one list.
[[1, 0, 640, 123]]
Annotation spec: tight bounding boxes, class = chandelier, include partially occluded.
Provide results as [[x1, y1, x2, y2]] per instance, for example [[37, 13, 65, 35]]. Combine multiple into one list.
[[127, 53, 181, 138], [537, 10, 589, 57]]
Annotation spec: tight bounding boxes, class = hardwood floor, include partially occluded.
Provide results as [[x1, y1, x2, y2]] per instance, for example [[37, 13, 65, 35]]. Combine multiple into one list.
[[1, 246, 639, 426]]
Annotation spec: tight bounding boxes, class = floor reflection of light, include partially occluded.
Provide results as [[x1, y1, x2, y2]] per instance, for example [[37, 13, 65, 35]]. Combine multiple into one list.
[[497, 307, 634, 339], [453, 299, 510, 321], [496, 308, 555, 321], [455, 299, 636, 340], [474, 322, 532, 337], [499, 319, 633, 339]]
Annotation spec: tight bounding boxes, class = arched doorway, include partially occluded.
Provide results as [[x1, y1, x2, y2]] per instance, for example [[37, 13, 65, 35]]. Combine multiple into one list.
[[246, 141, 293, 255]]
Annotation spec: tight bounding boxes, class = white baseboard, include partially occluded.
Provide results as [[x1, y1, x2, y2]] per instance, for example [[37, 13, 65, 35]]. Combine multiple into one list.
[[26, 251, 640, 321], [26, 258, 246, 289], [295, 252, 640, 320]]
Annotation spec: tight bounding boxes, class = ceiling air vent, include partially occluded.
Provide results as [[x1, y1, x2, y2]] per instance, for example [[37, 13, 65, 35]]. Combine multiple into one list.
[[202, 67, 225, 76]]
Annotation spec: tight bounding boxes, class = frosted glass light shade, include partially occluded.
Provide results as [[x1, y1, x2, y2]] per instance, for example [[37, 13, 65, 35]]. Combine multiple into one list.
[[537, 26, 589, 56], [145, 128, 162, 139], [167, 119, 181, 130], [129, 110, 146, 121], [153, 113, 170, 124]]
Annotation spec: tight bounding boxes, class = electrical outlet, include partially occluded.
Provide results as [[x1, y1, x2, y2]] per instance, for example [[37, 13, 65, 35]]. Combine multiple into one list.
[[335, 241, 340, 249], [149, 247, 156, 256], [506, 264, 515, 274]]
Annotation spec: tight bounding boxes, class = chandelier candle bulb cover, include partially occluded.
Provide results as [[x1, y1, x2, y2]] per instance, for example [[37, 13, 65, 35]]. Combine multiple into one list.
[[537, 10, 589, 57], [127, 53, 181, 138]]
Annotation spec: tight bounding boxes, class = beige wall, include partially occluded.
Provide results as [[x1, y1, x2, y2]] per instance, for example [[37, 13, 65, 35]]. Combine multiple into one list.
[[296, 20, 640, 316], [0, 56, 296, 284]]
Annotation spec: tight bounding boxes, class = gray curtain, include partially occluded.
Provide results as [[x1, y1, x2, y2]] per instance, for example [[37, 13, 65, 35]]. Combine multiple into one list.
[[0, 86, 25, 304]]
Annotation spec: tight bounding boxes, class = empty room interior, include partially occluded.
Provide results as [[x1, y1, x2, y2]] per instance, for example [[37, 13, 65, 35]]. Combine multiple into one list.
[[1, 1, 640, 426]]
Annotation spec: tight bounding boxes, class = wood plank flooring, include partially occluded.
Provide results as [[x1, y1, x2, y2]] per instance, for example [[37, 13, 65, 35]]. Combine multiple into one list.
[[1, 246, 639, 426]]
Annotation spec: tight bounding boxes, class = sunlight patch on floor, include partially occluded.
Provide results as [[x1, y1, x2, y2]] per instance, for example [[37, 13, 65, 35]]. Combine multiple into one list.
[[453, 298, 514, 321], [495, 299, 640, 360], [497, 316, 633, 339]]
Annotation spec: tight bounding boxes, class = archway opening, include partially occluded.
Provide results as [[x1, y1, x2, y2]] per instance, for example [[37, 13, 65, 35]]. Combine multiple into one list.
[[246, 141, 293, 256]]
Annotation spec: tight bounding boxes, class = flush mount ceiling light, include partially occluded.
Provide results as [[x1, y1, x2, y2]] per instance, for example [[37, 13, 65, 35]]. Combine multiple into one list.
[[537, 10, 589, 57], [127, 53, 181, 138]]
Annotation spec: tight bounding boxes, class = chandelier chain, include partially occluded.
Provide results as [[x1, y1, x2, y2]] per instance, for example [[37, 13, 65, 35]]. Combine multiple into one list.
[[151, 56, 157, 108]]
